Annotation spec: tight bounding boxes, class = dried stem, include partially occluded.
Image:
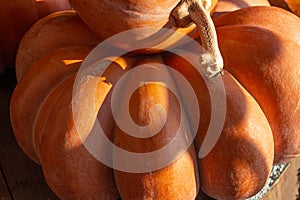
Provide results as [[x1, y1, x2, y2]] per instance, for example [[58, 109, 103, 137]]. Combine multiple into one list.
[[172, 0, 223, 79]]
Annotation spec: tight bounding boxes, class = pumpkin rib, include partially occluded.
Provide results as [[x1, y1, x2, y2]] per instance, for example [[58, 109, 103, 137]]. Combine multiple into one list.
[[15, 10, 101, 81], [113, 55, 199, 200], [213, 6, 300, 46], [217, 25, 300, 163], [164, 52, 274, 199], [33, 73, 77, 160], [10, 45, 93, 163], [38, 58, 130, 200], [38, 55, 144, 199], [198, 71, 274, 199]]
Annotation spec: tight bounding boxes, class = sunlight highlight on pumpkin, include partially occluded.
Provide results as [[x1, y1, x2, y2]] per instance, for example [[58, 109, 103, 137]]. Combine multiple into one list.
[[62, 59, 83, 65]]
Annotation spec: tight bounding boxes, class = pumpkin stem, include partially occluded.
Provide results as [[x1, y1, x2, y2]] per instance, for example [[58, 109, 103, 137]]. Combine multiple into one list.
[[172, 0, 223, 79]]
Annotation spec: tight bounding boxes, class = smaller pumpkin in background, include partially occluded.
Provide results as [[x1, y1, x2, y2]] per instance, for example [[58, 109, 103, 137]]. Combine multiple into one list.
[[68, 0, 217, 47], [285, 0, 300, 16], [15, 10, 101, 81], [213, 6, 300, 45], [269, 0, 300, 16], [0, 0, 71, 74], [212, 0, 270, 17], [35, 0, 72, 18]]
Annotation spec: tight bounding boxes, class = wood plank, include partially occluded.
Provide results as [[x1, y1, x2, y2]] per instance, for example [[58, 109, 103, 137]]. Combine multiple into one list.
[[261, 157, 300, 200], [0, 167, 11, 200], [0, 70, 59, 200]]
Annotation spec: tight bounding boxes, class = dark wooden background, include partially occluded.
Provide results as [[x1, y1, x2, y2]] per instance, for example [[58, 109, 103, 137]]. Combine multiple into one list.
[[0, 69, 58, 200], [0, 69, 299, 200]]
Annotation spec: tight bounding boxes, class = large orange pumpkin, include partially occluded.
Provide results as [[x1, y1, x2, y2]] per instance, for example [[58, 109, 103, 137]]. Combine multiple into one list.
[[11, 45, 274, 200], [10, 4, 300, 200], [0, 0, 71, 73]]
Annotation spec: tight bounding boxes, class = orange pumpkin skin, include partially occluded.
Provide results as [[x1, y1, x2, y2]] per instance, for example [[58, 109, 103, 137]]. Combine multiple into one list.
[[113, 56, 199, 200], [213, 6, 300, 164], [9, 5, 300, 200], [213, 6, 300, 46], [164, 12, 300, 197], [10, 45, 94, 163], [165, 54, 274, 199], [0, 0, 71, 72], [197, 72, 274, 199], [16, 10, 101, 81], [114, 147, 199, 200], [12, 47, 275, 200], [36, 74, 120, 200], [68, 0, 217, 50], [212, 0, 270, 18], [32, 53, 199, 199], [216, 25, 300, 164]]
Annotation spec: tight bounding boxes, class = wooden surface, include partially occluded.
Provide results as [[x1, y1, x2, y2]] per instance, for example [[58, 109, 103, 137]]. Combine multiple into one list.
[[0, 69, 58, 200], [0, 69, 299, 200], [0, 167, 11, 200], [262, 158, 300, 200]]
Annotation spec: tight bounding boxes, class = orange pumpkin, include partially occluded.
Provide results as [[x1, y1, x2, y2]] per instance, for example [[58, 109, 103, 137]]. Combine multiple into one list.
[[11, 46, 274, 199], [15, 10, 101, 81], [9, 4, 300, 200], [68, 0, 218, 51], [0, 0, 71, 73], [212, 0, 270, 18], [213, 6, 300, 46]]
